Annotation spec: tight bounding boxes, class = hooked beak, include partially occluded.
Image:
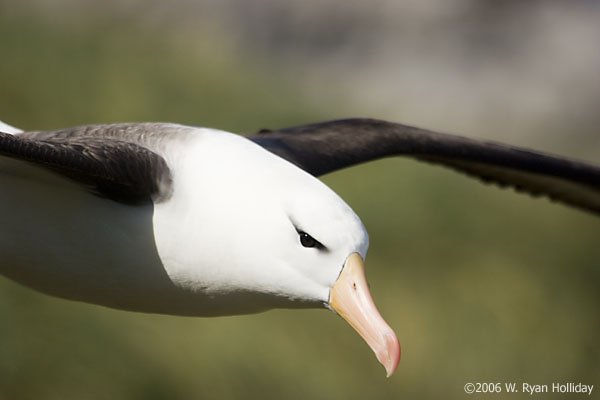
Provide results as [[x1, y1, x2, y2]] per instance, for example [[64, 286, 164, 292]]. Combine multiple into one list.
[[328, 253, 400, 377]]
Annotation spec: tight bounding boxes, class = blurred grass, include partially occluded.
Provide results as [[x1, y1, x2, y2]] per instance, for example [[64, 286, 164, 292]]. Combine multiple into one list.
[[1, 9, 599, 400], [0, 12, 325, 132]]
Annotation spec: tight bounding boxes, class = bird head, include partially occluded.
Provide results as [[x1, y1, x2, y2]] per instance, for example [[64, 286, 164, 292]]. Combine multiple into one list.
[[154, 130, 400, 376]]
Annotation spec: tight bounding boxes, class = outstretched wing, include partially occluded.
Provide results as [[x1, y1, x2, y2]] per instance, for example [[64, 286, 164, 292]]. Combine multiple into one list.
[[249, 118, 600, 215], [0, 131, 172, 205]]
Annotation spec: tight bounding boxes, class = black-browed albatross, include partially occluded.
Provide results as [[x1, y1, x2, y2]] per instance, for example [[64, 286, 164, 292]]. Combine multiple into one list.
[[1, 118, 599, 377]]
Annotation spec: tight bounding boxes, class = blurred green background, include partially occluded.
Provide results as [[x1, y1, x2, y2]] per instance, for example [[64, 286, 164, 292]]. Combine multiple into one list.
[[0, 1, 599, 399]]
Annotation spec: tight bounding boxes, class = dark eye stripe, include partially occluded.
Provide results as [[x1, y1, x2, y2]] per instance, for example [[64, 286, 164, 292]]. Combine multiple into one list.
[[299, 232, 316, 247], [289, 217, 327, 251], [297, 231, 325, 250]]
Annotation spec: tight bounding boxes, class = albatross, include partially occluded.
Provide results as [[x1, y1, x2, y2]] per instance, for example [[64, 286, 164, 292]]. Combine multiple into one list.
[[1, 118, 599, 377]]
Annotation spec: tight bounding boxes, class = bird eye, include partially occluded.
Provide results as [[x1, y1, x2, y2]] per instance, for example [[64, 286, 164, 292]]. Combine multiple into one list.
[[299, 231, 320, 248]]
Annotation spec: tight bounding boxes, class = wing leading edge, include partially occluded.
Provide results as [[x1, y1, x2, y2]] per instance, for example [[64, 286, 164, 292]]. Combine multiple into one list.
[[2, 118, 598, 213], [249, 118, 600, 215], [0, 131, 172, 205]]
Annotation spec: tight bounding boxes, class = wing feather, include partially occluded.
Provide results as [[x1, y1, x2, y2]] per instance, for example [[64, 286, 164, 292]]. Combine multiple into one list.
[[249, 118, 600, 215], [0, 131, 172, 205]]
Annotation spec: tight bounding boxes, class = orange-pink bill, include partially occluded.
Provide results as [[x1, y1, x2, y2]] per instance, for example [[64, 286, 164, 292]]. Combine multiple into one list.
[[329, 253, 400, 377]]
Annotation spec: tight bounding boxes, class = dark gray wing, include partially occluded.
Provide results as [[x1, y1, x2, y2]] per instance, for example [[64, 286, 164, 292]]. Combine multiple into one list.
[[249, 118, 600, 215], [0, 131, 172, 205]]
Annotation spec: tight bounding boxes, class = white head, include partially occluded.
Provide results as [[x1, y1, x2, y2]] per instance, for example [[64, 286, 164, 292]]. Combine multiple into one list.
[[153, 129, 399, 375]]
